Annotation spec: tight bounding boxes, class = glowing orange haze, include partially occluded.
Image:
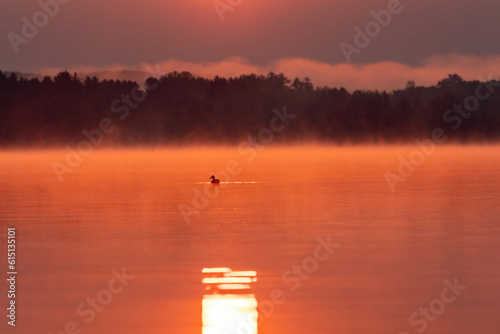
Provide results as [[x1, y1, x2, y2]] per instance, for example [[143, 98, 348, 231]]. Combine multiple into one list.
[[40, 54, 500, 91]]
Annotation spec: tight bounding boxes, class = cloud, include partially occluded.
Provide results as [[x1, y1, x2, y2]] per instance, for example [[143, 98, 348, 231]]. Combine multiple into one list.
[[39, 54, 500, 91]]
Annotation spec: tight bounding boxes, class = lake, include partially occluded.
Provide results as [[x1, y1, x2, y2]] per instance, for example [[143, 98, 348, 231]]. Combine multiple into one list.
[[0, 145, 499, 334]]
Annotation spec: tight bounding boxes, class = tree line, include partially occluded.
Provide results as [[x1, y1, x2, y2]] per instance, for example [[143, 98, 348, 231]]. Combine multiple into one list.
[[0, 70, 499, 147]]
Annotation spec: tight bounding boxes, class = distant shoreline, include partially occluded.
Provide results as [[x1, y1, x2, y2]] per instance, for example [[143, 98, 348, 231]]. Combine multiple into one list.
[[1, 71, 499, 147]]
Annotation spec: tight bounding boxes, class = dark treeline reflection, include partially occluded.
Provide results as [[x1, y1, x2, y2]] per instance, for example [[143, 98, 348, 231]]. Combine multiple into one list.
[[0, 71, 499, 146]]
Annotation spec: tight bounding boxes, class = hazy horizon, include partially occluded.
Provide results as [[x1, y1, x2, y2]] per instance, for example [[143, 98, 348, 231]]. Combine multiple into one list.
[[4, 54, 500, 92], [2, 1, 500, 91]]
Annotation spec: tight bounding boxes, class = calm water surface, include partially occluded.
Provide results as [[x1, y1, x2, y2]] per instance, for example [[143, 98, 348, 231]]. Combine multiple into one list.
[[0, 146, 499, 334]]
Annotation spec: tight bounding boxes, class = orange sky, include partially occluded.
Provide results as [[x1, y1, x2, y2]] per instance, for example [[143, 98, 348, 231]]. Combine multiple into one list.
[[1, 0, 499, 89]]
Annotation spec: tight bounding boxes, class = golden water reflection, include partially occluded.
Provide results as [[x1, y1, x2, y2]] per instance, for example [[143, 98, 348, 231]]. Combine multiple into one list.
[[202, 268, 258, 334]]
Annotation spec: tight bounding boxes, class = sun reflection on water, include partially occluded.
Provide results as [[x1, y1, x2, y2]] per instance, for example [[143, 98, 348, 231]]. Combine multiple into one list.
[[202, 268, 258, 334]]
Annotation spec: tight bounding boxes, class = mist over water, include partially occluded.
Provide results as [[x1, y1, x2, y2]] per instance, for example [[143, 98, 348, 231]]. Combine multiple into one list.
[[0, 145, 499, 334]]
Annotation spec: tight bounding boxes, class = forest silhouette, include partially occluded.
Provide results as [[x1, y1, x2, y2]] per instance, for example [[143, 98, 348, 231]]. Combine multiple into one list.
[[0, 70, 499, 147]]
